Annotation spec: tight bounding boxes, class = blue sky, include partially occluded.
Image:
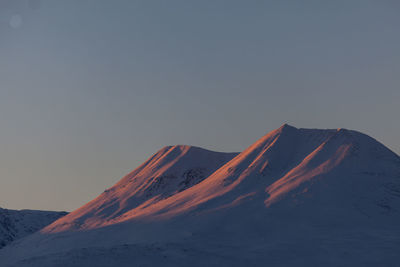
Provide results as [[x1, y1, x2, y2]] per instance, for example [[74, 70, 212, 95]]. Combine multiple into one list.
[[0, 0, 399, 211]]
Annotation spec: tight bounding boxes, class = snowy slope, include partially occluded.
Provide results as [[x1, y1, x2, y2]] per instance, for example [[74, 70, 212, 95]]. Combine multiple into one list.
[[0, 208, 67, 249], [45, 145, 238, 231], [1, 124, 399, 266]]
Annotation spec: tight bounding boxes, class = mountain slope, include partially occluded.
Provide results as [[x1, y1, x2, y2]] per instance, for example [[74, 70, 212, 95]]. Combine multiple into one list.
[[45, 145, 238, 231], [0, 208, 67, 249], [1, 124, 400, 266], [46, 124, 400, 227]]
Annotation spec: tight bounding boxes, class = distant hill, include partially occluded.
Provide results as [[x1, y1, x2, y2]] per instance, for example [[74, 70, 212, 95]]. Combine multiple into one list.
[[0, 208, 67, 249]]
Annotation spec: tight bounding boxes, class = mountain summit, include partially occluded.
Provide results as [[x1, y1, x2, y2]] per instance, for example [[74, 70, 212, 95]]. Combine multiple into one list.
[[45, 124, 400, 231], [1, 124, 400, 266]]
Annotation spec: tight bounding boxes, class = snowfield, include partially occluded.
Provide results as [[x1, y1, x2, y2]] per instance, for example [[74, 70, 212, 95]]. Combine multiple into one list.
[[1, 124, 399, 266]]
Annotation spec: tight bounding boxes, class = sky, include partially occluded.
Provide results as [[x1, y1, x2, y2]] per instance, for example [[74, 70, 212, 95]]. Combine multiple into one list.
[[0, 0, 399, 211]]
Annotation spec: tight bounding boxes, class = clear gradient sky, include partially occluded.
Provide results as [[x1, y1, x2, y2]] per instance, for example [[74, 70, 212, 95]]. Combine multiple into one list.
[[0, 0, 399, 211]]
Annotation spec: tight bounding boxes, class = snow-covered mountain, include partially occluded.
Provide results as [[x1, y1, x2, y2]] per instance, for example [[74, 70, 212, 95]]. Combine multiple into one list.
[[46, 145, 238, 231], [1, 124, 400, 266], [0, 208, 67, 249]]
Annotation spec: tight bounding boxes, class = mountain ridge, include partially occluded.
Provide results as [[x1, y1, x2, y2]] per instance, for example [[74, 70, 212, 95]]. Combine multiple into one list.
[[44, 145, 238, 232], [44, 124, 400, 230], [0, 208, 67, 249], [1, 124, 400, 267]]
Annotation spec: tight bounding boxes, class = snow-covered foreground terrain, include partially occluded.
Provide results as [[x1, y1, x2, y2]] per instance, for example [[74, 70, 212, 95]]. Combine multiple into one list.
[[1, 124, 400, 266], [0, 208, 67, 249], [5, 226, 400, 267]]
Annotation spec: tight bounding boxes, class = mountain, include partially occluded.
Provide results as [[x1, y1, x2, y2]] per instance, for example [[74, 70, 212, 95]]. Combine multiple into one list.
[[1, 124, 399, 267], [45, 145, 238, 231], [0, 208, 67, 249]]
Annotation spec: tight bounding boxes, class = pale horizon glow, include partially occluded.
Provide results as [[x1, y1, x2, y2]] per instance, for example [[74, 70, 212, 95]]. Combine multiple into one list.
[[0, 0, 399, 211]]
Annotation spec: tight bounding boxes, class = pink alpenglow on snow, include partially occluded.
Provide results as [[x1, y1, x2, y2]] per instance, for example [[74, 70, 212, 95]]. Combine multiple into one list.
[[43, 124, 400, 232], [44, 145, 238, 231], [1, 124, 400, 267]]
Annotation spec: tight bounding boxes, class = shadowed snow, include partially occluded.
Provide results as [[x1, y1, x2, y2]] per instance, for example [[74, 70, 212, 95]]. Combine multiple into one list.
[[1, 124, 400, 266]]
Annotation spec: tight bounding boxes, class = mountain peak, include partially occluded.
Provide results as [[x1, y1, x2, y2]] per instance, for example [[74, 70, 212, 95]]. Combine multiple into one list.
[[4, 125, 400, 266], [160, 145, 234, 155], [43, 145, 238, 232], [42, 124, 400, 234], [278, 123, 296, 130], [161, 144, 193, 151]]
